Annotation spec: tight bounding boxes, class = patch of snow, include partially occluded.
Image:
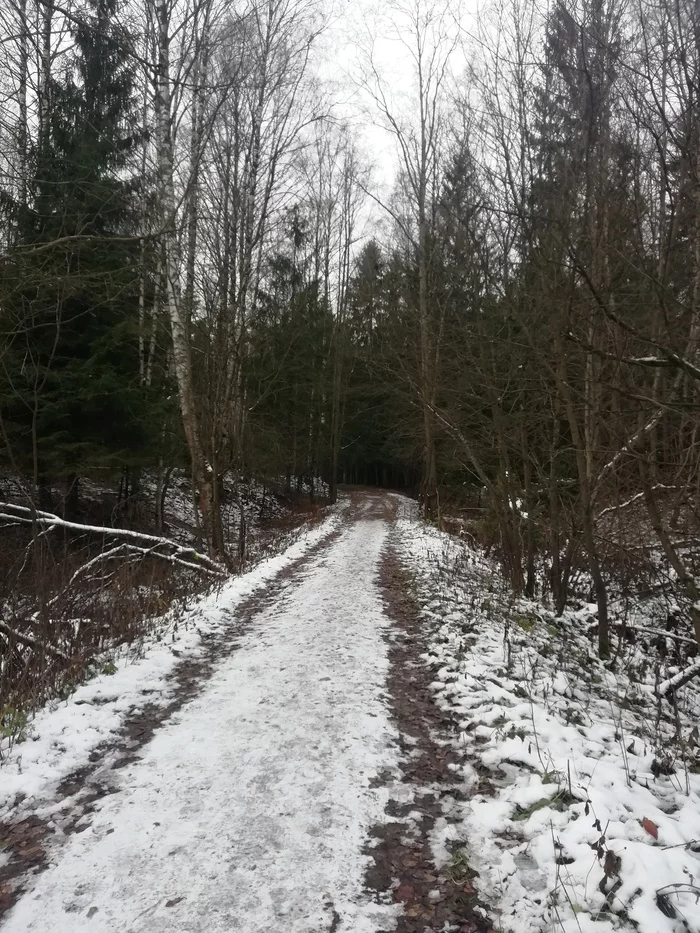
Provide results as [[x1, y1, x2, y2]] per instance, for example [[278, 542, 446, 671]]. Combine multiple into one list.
[[394, 511, 700, 933], [0, 507, 346, 815]]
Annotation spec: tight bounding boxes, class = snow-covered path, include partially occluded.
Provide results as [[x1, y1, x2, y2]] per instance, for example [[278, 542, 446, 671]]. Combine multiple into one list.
[[3, 505, 401, 932]]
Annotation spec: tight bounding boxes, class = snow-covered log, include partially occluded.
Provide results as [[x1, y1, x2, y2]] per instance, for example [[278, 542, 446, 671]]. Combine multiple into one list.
[[0, 619, 69, 660]]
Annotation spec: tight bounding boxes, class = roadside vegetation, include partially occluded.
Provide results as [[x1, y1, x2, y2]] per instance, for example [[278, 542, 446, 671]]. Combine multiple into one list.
[[396, 503, 700, 933]]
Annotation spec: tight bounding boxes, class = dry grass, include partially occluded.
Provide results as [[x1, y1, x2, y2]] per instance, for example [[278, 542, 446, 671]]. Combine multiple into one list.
[[0, 483, 328, 739]]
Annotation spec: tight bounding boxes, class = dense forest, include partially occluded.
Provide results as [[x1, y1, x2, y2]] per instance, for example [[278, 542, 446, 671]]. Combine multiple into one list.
[[3, 0, 700, 707]]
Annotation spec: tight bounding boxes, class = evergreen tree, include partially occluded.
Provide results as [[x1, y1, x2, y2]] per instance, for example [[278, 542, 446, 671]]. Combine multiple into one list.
[[246, 208, 334, 491], [338, 242, 418, 488], [0, 0, 169, 502]]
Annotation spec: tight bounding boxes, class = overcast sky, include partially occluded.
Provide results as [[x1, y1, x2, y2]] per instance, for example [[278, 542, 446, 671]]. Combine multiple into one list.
[[316, 0, 475, 238]]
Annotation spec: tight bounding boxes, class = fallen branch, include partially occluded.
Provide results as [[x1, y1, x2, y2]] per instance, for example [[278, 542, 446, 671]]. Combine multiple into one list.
[[627, 625, 697, 647], [585, 618, 698, 647], [0, 620, 70, 661], [0, 502, 227, 577], [657, 661, 700, 697], [597, 486, 679, 519]]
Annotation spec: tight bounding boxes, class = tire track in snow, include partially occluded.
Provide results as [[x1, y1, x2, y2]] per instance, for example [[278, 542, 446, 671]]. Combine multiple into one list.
[[2, 494, 403, 933], [0, 513, 346, 918], [364, 541, 493, 933]]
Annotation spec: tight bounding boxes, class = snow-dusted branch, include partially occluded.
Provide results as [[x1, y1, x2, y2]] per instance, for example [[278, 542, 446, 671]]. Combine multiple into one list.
[[586, 618, 697, 647], [597, 485, 679, 519], [657, 661, 700, 697], [0, 619, 69, 660], [0, 502, 227, 576], [595, 409, 666, 487]]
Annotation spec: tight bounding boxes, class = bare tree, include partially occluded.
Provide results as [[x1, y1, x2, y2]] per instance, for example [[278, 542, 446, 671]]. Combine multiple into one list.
[[359, 0, 458, 517]]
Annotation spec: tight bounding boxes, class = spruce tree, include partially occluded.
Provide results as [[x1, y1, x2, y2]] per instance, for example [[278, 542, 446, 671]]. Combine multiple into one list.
[[0, 0, 168, 504]]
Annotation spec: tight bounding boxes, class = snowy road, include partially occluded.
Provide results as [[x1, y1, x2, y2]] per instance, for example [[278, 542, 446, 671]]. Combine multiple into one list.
[[3, 498, 402, 932]]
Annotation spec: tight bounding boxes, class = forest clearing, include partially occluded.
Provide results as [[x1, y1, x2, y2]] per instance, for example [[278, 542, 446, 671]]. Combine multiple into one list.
[[3, 0, 700, 929]]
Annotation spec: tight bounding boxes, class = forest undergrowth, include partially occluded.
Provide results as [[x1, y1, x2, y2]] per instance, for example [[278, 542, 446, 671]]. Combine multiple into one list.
[[0, 471, 328, 751], [394, 497, 700, 933]]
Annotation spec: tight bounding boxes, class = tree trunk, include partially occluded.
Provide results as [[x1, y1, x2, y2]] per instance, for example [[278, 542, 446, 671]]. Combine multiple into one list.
[[641, 455, 700, 648], [154, 0, 221, 557], [418, 214, 438, 518], [556, 337, 610, 656], [17, 0, 28, 212]]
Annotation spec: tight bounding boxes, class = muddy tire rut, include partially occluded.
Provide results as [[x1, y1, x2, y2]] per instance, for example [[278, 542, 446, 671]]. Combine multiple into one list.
[[0, 517, 346, 918], [366, 543, 493, 933]]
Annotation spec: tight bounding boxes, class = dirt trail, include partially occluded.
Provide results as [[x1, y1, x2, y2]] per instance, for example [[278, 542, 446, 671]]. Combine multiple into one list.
[[0, 490, 488, 933], [0, 512, 346, 917], [370, 542, 492, 933]]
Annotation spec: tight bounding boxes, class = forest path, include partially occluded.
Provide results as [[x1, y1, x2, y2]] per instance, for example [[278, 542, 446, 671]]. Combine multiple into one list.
[[2, 491, 407, 933]]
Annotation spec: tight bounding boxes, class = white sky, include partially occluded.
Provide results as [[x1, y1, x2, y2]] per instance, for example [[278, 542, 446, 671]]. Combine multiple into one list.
[[316, 0, 476, 239]]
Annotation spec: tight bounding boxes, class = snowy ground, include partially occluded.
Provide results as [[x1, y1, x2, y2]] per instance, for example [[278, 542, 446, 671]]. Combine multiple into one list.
[[394, 501, 700, 933], [0, 507, 346, 810], [6, 492, 695, 933], [1, 496, 402, 932]]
